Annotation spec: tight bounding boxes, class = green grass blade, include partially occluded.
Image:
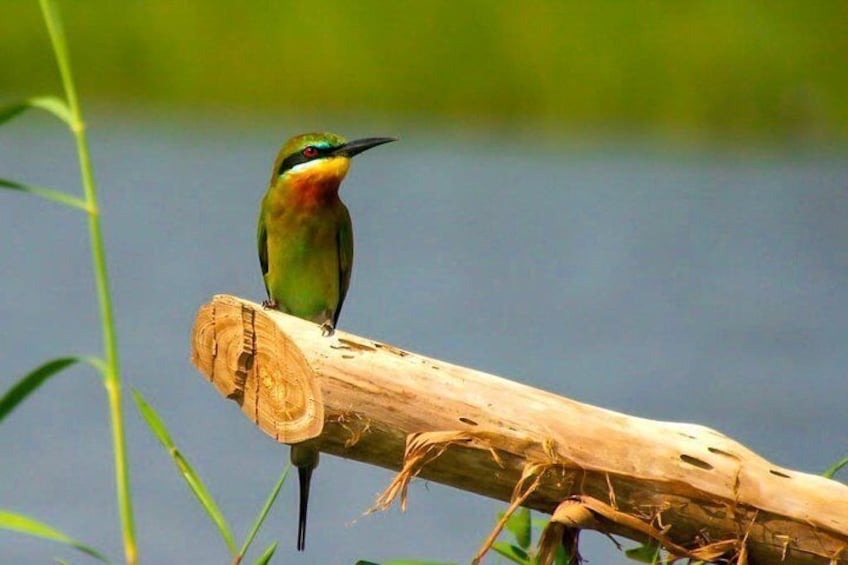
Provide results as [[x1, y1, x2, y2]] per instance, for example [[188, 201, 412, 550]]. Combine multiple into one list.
[[252, 541, 278, 565], [625, 542, 661, 563], [80, 355, 109, 376], [553, 541, 570, 565], [27, 96, 74, 124], [0, 96, 72, 127], [824, 453, 848, 479], [491, 541, 530, 564], [239, 464, 291, 558], [0, 101, 28, 126], [0, 357, 80, 423], [131, 388, 176, 446], [0, 178, 90, 211], [131, 388, 237, 555], [0, 509, 111, 563], [505, 506, 532, 550]]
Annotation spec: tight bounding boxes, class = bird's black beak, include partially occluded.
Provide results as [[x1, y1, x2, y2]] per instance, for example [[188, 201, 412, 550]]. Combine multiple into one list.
[[332, 137, 397, 158]]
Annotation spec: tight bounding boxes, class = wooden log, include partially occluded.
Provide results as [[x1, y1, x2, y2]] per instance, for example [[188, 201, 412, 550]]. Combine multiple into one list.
[[191, 294, 848, 564]]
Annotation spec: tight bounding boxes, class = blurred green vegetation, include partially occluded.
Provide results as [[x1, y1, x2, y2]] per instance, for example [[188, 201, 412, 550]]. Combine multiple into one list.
[[2, 1, 846, 142]]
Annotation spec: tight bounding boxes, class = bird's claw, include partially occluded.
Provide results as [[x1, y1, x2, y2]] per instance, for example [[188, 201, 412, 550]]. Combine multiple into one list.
[[262, 299, 278, 310], [320, 321, 335, 337]]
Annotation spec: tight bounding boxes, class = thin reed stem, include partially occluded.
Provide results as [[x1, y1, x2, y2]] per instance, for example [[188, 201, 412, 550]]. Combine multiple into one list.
[[38, 1, 137, 563]]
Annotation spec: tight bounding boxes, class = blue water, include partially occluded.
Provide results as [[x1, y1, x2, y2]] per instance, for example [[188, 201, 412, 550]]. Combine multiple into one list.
[[1, 113, 846, 564]]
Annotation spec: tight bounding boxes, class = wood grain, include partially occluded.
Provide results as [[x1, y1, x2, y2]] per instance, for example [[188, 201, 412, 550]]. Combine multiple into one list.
[[191, 294, 848, 564]]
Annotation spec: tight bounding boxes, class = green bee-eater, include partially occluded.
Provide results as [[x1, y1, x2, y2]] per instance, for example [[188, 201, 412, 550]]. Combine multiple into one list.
[[257, 132, 396, 550]]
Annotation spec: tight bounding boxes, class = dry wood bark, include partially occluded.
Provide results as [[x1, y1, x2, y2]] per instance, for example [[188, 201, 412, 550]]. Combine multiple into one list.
[[191, 294, 848, 564]]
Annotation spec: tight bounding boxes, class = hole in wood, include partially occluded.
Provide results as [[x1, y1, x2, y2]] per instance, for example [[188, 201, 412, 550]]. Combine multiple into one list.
[[373, 342, 409, 356], [770, 469, 791, 478], [334, 338, 376, 352], [680, 454, 714, 470], [459, 417, 478, 426], [708, 447, 737, 458]]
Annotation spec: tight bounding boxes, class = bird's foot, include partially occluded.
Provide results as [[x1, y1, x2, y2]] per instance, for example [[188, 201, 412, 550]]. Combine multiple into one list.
[[320, 321, 335, 337], [261, 299, 279, 310]]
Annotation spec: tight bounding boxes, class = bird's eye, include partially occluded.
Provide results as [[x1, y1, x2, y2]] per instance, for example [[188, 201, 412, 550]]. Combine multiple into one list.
[[302, 146, 319, 158]]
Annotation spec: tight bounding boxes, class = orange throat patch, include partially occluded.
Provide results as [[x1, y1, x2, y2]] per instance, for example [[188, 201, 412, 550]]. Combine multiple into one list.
[[285, 156, 351, 206]]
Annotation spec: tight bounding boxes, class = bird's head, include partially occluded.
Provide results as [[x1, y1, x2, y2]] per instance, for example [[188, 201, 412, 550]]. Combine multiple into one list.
[[270, 132, 396, 200]]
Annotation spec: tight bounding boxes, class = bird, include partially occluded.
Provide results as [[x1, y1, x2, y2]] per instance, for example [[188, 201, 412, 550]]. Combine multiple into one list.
[[257, 132, 396, 551]]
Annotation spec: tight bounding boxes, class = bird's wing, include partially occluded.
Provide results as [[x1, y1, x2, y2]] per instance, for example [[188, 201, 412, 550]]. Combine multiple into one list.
[[334, 204, 354, 326], [257, 205, 270, 297]]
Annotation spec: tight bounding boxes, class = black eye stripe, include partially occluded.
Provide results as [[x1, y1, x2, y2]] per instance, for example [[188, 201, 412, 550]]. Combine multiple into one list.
[[277, 145, 334, 176]]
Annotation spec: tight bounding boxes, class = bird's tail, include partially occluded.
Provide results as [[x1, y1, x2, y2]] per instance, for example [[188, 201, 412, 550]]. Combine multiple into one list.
[[297, 464, 312, 551]]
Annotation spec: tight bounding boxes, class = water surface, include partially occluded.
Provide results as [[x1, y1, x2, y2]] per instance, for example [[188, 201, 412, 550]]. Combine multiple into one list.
[[1, 115, 846, 563]]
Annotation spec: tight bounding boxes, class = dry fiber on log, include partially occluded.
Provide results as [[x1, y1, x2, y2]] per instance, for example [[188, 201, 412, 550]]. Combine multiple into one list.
[[191, 294, 848, 564]]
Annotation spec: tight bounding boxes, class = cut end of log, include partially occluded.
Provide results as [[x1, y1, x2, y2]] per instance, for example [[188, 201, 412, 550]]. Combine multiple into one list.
[[190, 294, 324, 443]]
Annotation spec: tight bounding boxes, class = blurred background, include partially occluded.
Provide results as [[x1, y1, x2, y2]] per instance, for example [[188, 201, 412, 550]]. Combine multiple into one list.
[[1, 1, 846, 563]]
